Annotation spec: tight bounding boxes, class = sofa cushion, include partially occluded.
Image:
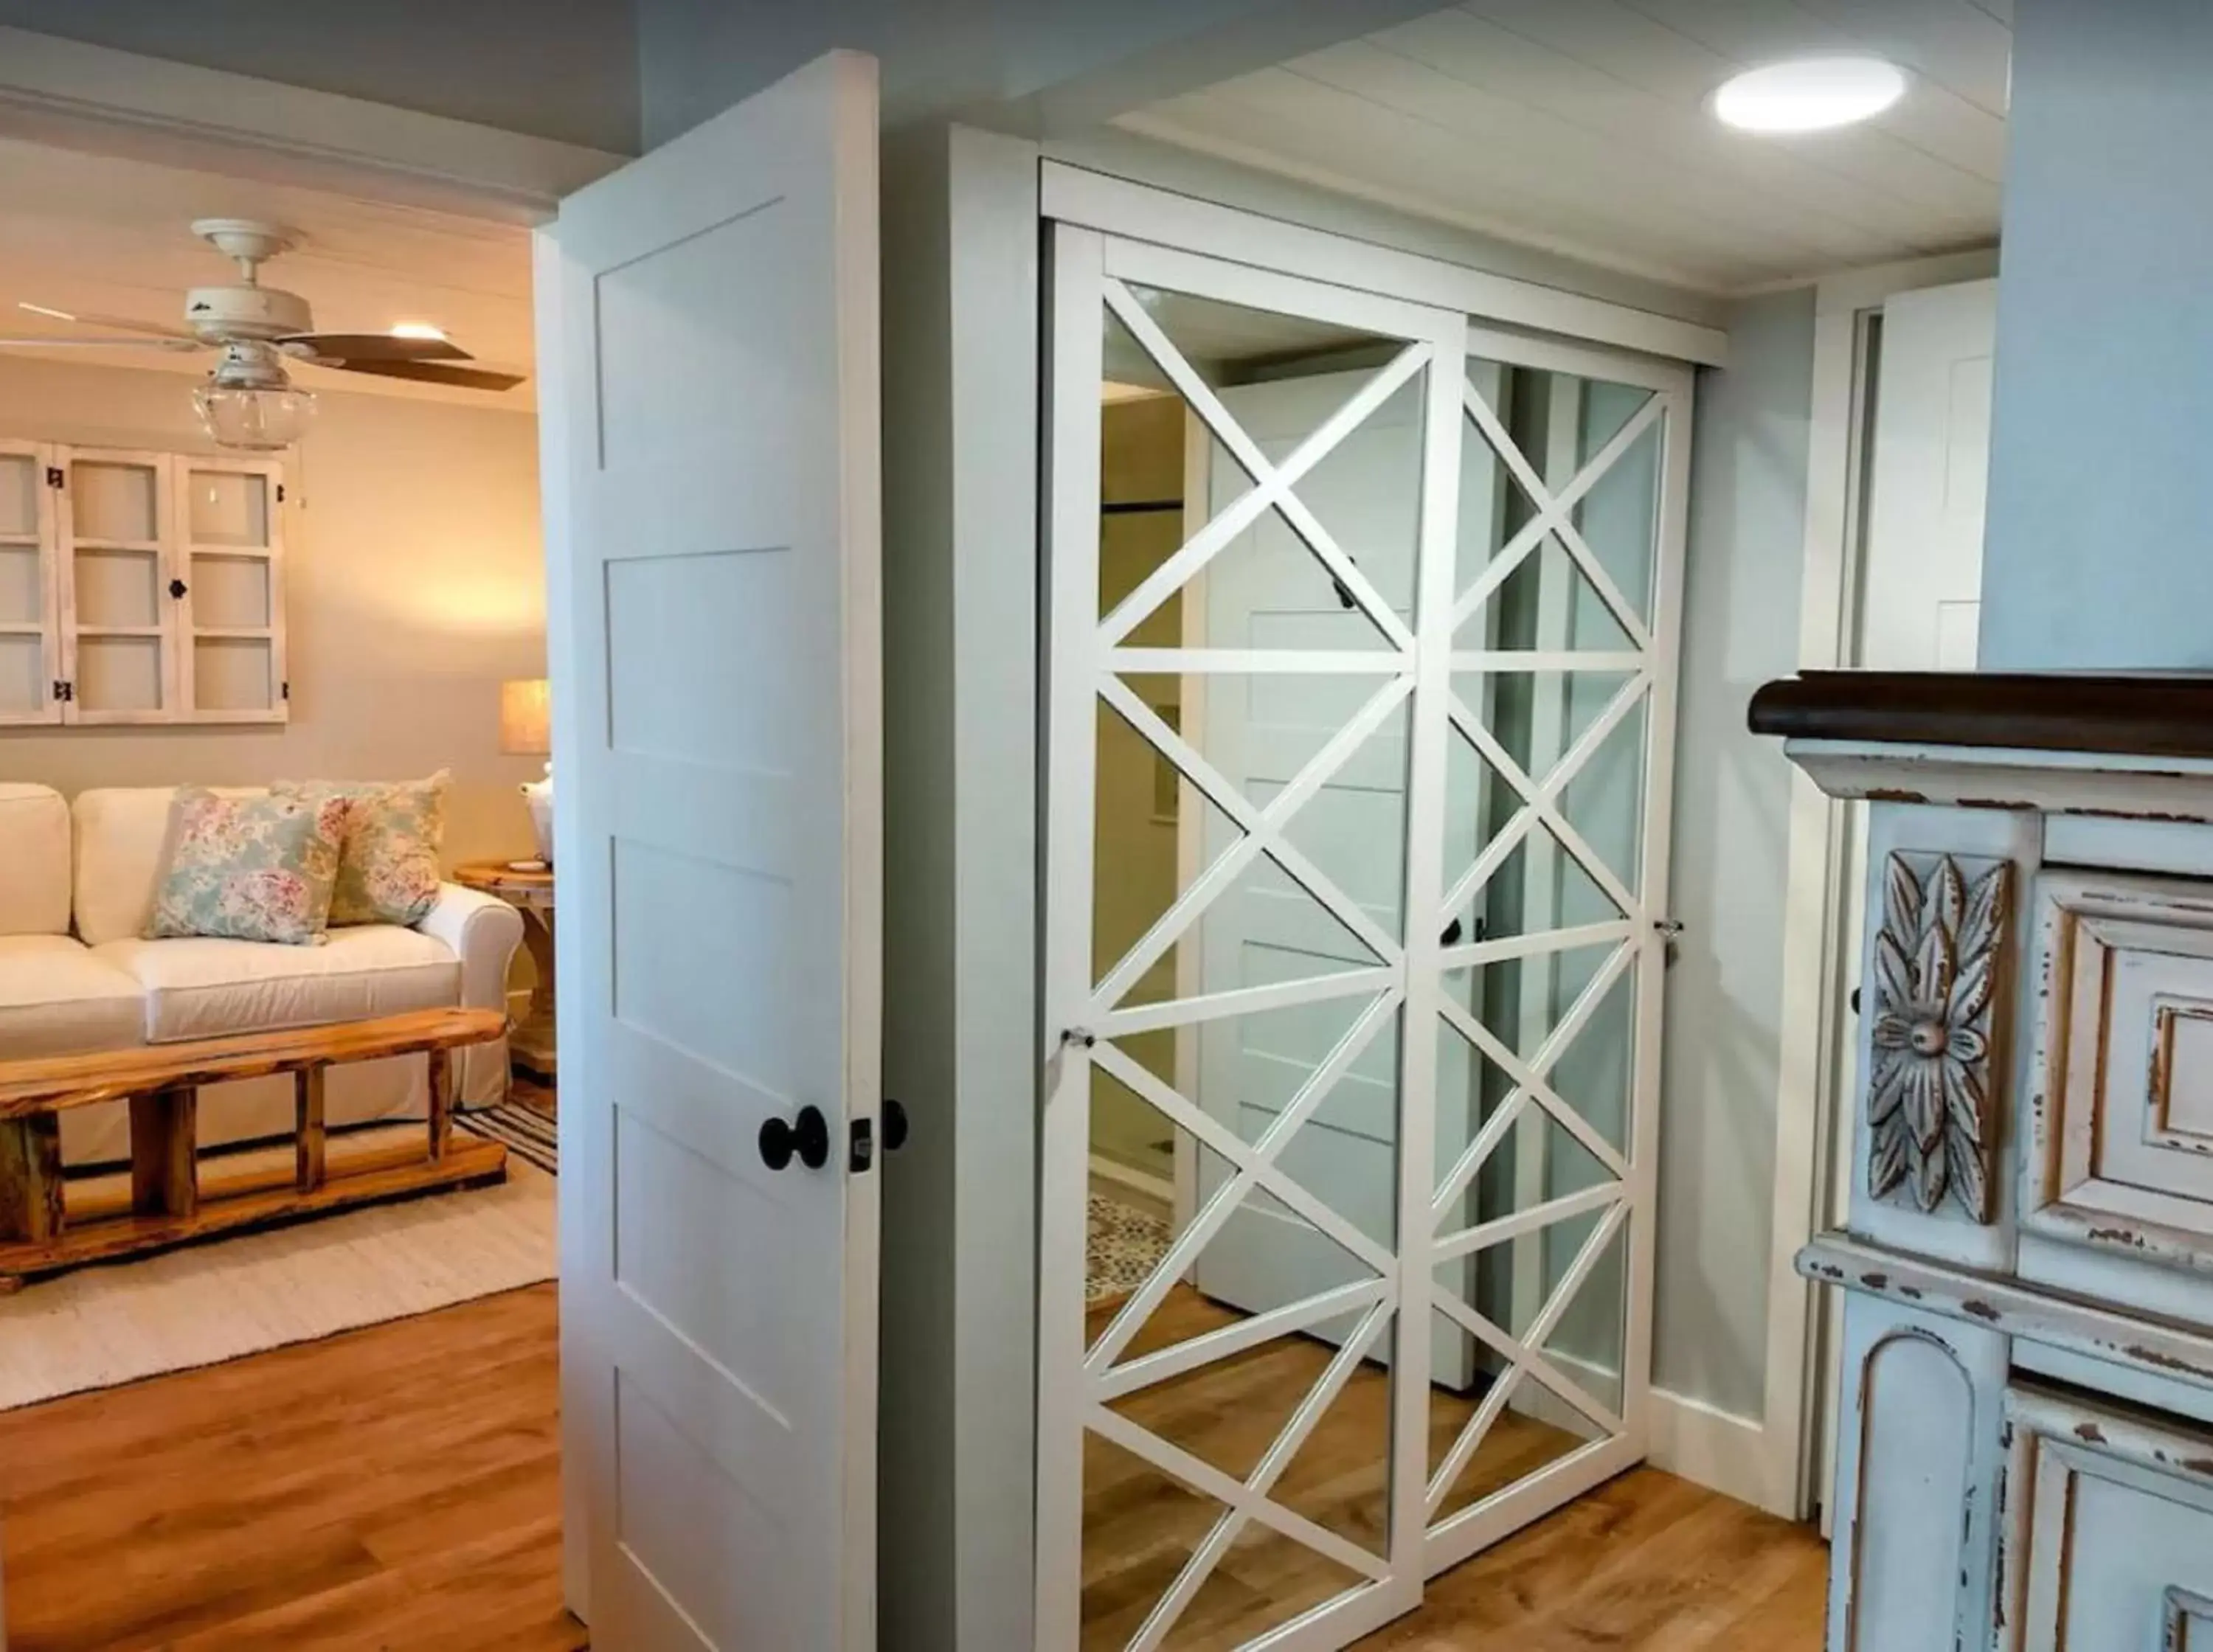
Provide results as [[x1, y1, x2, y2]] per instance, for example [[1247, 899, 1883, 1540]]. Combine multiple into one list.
[[95, 926, 462, 1044], [74, 786, 182, 947], [73, 785, 269, 945], [0, 934, 146, 1058], [0, 784, 71, 937]]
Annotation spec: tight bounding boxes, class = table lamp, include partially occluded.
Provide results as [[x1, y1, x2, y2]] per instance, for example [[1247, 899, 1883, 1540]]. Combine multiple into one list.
[[502, 677, 553, 868]]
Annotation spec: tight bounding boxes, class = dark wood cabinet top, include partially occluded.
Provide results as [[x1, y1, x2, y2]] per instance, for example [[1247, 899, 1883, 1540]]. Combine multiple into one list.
[[1748, 671, 2213, 759]]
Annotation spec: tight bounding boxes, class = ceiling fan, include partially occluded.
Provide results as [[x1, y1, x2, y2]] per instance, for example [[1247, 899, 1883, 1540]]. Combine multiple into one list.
[[0, 218, 525, 450]]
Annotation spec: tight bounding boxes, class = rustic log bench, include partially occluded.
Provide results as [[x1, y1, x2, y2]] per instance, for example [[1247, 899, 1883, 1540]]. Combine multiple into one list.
[[0, 1007, 510, 1294]]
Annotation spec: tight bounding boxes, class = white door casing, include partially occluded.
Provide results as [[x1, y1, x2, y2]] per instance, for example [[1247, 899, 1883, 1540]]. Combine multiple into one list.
[[538, 49, 882, 1652], [1040, 217, 1690, 1651]]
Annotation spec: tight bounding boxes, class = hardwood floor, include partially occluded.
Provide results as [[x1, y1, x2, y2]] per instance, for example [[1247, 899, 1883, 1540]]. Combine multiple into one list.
[[1085, 1285, 1828, 1651], [2, 1277, 1823, 1651], [0, 1284, 580, 1652]]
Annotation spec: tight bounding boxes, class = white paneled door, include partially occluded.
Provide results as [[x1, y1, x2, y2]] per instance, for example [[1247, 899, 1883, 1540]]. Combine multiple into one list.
[[537, 51, 882, 1652], [1041, 220, 1689, 1650]]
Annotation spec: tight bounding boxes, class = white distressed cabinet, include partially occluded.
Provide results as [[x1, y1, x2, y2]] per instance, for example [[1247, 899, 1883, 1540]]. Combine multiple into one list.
[[1756, 672, 2213, 1652], [0, 441, 288, 725]]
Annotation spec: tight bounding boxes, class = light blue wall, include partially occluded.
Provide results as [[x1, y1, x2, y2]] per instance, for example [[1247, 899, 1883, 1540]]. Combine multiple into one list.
[[1659, 287, 1817, 1420], [0, 1, 640, 153], [1981, 0, 2213, 667]]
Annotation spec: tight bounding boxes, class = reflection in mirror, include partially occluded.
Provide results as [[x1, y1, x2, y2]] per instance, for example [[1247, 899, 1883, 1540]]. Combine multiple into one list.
[[1080, 279, 1432, 1648]]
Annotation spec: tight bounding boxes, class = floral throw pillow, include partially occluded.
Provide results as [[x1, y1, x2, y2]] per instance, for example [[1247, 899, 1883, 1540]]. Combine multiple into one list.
[[147, 788, 350, 945], [274, 771, 448, 927]]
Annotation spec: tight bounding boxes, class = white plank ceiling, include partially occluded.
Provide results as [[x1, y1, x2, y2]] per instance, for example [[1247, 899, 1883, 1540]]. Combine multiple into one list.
[[1118, 0, 2010, 295], [0, 136, 535, 408]]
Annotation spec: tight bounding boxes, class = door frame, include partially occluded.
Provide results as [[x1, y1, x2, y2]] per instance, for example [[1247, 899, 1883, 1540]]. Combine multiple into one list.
[[1764, 248, 2002, 1527], [0, 66, 606, 1652], [1037, 173, 1698, 1649]]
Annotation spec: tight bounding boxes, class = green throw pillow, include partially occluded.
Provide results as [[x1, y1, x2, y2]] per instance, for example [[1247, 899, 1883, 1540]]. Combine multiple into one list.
[[274, 771, 449, 926], [147, 788, 350, 945]]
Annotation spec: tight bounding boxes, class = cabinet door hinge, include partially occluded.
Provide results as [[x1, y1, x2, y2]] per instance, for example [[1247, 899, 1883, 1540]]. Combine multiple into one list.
[[275, 482, 286, 504], [45, 466, 63, 490], [280, 680, 290, 701]]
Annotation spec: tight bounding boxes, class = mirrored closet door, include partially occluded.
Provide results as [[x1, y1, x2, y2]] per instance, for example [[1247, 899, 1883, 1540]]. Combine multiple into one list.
[[1040, 221, 1690, 1652]]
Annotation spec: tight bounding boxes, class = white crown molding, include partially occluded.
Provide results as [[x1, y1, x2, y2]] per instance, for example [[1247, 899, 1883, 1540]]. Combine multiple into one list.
[[0, 27, 624, 225]]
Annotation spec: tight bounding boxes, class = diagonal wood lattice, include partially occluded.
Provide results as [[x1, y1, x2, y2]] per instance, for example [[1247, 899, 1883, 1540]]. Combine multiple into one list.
[[1073, 288, 1663, 1646]]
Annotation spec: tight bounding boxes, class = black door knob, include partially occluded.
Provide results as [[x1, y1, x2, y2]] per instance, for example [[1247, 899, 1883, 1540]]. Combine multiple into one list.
[[759, 1105, 831, 1171], [884, 1098, 910, 1153]]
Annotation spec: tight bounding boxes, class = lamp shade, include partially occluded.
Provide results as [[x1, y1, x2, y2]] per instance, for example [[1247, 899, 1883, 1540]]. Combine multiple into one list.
[[500, 678, 551, 757]]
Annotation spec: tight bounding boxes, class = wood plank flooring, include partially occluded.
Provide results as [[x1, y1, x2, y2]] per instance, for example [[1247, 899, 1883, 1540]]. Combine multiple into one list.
[[1084, 1285, 1828, 1651], [1, 1279, 1824, 1651], [0, 1284, 580, 1652]]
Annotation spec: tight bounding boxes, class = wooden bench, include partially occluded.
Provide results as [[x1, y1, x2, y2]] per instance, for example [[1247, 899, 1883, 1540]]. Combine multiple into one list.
[[0, 1007, 510, 1293]]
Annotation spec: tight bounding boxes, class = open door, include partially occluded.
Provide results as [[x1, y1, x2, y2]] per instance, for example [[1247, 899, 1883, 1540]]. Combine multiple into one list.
[[536, 51, 883, 1652]]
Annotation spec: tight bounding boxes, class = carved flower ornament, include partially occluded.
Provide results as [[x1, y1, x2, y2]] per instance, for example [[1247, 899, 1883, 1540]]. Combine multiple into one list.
[[1867, 855, 2012, 1221]]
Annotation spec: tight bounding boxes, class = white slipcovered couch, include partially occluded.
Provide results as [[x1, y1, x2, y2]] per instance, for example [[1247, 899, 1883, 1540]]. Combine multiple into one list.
[[0, 781, 524, 1166]]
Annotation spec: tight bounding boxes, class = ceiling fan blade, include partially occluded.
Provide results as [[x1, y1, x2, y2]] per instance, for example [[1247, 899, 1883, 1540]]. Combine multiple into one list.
[[18, 302, 195, 341], [0, 335, 200, 350], [281, 333, 469, 363], [318, 356, 526, 392]]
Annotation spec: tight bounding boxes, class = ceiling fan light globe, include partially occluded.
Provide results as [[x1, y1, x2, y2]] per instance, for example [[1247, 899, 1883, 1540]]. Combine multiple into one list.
[[194, 382, 314, 451]]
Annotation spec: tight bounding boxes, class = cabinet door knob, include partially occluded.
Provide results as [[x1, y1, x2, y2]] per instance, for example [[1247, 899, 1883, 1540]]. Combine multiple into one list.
[[884, 1098, 910, 1153], [169, 577, 189, 600]]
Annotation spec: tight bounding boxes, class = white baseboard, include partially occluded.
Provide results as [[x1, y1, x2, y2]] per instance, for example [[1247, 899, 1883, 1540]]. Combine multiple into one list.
[[1506, 1350, 1782, 1515], [1649, 1387, 1785, 1516]]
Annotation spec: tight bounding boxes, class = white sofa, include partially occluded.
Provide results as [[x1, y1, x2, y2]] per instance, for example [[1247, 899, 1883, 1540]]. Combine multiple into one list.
[[0, 782, 524, 1166]]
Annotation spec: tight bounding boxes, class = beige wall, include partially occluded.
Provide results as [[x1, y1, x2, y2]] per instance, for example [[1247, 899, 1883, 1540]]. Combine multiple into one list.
[[0, 354, 546, 869]]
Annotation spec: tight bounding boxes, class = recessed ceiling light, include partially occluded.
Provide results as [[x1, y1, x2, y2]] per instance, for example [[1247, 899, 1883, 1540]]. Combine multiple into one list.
[[1712, 55, 1908, 133], [389, 321, 446, 340]]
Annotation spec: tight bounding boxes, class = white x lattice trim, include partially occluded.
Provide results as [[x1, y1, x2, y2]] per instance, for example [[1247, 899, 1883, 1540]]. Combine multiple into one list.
[[1438, 993, 1630, 1190], [1098, 277, 1423, 654], [1092, 673, 1410, 1011], [1452, 387, 1663, 650], [1425, 1202, 1630, 1519], [1085, 1003, 1400, 1374], [1438, 670, 1649, 931], [1430, 938, 1637, 1222], [1118, 1300, 1395, 1652]]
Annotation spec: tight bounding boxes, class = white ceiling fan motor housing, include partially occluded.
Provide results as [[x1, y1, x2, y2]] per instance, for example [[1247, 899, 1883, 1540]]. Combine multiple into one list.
[[183, 218, 312, 343], [183, 282, 313, 342]]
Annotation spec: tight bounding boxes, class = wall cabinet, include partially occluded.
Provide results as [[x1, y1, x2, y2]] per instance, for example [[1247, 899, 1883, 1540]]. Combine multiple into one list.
[[0, 440, 288, 726]]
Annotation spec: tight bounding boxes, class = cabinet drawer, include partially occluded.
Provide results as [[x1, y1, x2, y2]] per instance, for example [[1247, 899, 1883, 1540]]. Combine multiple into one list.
[[2028, 872, 2213, 1262], [2004, 1386, 2213, 1650]]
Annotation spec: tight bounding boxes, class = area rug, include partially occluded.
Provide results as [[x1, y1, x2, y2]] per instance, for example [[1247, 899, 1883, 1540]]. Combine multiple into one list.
[[0, 1155, 556, 1412], [1088, 1191, 1173, 1305], [457, 1100, 559, 1173]]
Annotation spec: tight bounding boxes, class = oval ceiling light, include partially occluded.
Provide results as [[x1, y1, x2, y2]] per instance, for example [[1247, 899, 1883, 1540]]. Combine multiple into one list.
[[1711, 55, 1907, 133], [389, 320, 447, 340]]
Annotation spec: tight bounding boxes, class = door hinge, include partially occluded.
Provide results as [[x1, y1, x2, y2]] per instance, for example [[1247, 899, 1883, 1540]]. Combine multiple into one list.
[[848, 1117, 876, 1175], [45, 466, 63, 490]]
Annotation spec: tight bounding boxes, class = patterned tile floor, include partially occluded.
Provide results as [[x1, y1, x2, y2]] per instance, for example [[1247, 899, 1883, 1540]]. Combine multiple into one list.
[[1087, 1191, 1173, 1305]]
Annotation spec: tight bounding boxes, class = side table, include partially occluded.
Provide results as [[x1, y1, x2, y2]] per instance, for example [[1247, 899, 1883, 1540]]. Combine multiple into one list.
[[452, 860, 556, 1080]]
